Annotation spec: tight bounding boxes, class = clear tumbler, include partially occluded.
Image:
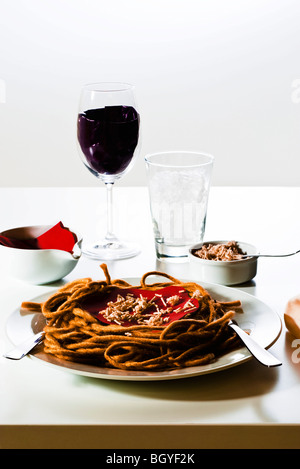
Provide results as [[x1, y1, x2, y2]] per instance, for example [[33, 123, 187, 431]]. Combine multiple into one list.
[[145, 151, 214, 262]]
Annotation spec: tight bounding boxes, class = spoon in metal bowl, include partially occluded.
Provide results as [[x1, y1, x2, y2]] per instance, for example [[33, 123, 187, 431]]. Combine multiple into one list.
[[240, 249, 300, 259]]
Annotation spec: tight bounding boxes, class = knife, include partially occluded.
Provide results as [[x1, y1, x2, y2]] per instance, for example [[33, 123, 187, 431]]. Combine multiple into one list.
[[3, 331, 45, 360], [229, 320, 282, 367]]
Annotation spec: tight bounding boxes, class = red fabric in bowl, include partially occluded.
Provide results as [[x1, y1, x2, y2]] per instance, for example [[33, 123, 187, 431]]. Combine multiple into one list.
[[0, 222, 77, 253]]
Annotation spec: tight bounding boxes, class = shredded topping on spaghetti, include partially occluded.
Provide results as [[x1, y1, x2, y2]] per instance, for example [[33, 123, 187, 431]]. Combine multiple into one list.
[[100, 293, 169, 326], [99, 289, 200, 326]]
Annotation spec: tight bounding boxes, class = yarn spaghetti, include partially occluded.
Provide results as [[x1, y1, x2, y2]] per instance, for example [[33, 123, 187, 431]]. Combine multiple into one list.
[[21, 264, 243, 371]]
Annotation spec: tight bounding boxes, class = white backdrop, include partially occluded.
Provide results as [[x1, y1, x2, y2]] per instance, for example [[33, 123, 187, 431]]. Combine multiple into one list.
[[0, 0, 299, 187]]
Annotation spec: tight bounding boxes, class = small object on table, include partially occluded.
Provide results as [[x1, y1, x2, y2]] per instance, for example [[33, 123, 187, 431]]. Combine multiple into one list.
[[285, 295, 300, 339]]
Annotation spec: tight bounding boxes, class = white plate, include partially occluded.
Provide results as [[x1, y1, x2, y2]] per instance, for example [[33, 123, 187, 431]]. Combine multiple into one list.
[[5, 278, 282, 381]]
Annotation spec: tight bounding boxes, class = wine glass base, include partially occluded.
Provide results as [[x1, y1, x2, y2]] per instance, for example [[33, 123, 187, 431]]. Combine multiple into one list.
[[82, 240, 141, 260]]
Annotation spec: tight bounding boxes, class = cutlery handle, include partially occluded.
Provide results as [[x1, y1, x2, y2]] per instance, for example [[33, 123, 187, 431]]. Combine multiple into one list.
[[3, 331, 44, 360], [229, 323, 282, 367]]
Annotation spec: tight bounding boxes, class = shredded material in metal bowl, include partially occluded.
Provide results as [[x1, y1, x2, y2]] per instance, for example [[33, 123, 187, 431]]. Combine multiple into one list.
[[193, 241, 247, 261]]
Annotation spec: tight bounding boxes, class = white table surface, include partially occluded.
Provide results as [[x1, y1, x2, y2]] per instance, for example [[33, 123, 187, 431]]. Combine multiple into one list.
[[1, 186, 300, 449]]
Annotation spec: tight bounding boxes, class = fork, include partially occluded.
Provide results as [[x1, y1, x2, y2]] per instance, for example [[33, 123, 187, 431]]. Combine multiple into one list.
[[3, 331, 45, 360]]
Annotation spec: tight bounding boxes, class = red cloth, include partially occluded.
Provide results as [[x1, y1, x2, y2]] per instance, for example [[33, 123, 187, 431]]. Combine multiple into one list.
[[0, 222, 77, 253], [36, 222, 77, 252], [0, 235, 37, 249]]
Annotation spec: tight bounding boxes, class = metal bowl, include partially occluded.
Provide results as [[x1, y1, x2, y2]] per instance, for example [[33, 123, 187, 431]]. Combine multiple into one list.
[[188, 240, 258, 286]]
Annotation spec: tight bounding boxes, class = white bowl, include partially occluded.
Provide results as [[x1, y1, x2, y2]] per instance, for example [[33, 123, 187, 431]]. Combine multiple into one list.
[[188, 240, 258, 286], [0, 225, 82, 284]]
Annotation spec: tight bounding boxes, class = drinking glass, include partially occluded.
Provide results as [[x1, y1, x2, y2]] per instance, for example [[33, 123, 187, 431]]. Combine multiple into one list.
[[145, 151, 214, 262], [77, 82, 141, 260]]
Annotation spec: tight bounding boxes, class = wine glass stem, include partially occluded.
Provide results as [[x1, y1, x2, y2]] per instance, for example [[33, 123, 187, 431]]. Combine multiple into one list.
[[105, 182, 118, 243]]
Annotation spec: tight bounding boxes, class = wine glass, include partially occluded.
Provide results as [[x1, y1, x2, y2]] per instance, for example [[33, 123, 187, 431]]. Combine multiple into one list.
[[77, 82, 141, 260]]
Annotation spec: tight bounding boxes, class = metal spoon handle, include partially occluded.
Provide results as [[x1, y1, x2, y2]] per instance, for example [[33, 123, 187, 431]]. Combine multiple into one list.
[[3, 331, 44, 360], [242, 249, 300, 259], [229, 321, 281, 367]]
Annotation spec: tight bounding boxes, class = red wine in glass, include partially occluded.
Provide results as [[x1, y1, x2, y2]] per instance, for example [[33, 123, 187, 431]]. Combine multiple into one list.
[[78, 105, 139, 179], [77, 83, 141, 260]]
